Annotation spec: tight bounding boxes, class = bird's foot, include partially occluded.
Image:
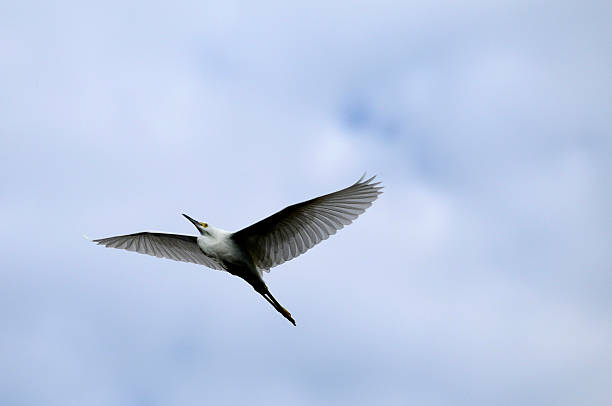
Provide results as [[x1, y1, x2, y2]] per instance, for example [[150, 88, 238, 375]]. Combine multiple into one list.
[[280, 306, 296, 326]]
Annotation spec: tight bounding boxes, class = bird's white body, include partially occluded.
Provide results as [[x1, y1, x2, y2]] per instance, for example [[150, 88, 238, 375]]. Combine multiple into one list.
[[197, 226, 258, 275]]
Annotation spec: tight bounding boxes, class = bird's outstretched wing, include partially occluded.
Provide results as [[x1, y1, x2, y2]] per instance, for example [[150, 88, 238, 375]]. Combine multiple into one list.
[[232, 174, 383, 271], [93, 232, 224, 270]]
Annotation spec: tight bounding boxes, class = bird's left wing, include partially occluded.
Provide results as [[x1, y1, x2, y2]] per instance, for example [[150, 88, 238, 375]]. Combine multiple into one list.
[[232, 174, 383, 271], [93, 232, 225, 270]]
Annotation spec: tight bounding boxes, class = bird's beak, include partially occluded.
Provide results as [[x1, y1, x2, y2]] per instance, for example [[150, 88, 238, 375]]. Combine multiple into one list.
[[182, 213, 200, 228]]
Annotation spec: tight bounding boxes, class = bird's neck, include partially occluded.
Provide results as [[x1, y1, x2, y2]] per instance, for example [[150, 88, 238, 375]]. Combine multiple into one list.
[[201, 226, 230, 240]]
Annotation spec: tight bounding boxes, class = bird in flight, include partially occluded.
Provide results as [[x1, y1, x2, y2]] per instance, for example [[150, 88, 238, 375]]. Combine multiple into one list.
[[93, 174, 383, 325]]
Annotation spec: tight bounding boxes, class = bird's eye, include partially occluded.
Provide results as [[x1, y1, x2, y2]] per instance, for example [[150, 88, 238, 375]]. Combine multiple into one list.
[[200, 222, 208, 228]]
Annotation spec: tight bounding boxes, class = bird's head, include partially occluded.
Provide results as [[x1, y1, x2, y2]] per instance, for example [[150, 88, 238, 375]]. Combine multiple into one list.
[[182, 213, 210, 235]]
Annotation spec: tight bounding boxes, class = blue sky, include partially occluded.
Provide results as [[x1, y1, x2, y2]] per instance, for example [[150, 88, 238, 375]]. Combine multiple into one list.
[[1, 1, 611, 405]]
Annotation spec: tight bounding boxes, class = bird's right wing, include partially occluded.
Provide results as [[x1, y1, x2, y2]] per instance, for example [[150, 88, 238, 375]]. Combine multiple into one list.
[[232, 174, 383, 271], [93, 232, 225, 271]]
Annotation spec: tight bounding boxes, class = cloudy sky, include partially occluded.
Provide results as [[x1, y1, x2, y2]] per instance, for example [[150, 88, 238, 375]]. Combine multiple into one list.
[[1, 1, 611, 405]]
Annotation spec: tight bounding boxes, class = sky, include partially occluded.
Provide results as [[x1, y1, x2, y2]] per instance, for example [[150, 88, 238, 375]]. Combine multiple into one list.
[[1, 1, 611, 405]]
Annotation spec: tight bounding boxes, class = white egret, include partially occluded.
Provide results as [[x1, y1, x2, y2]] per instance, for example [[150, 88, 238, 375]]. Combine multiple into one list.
[[93, 174, 383, 325]]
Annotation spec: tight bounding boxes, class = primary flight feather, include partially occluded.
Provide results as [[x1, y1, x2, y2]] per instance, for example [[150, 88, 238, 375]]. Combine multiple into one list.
[[93, 174, 383, 325]]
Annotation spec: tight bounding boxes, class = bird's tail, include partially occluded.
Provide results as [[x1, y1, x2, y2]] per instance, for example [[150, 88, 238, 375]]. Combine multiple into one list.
[[259, 288, 296, 326]]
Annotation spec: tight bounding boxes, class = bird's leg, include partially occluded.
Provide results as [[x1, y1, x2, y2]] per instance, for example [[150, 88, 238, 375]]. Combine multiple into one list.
[[267, 290, 296, 326], [257, 288, 296, 326], [260, 292, 276, 307]]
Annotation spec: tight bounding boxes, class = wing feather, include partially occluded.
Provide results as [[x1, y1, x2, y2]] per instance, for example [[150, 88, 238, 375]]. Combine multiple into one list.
[[232, 175, 383, 271], [93, 232, 224, 271]]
